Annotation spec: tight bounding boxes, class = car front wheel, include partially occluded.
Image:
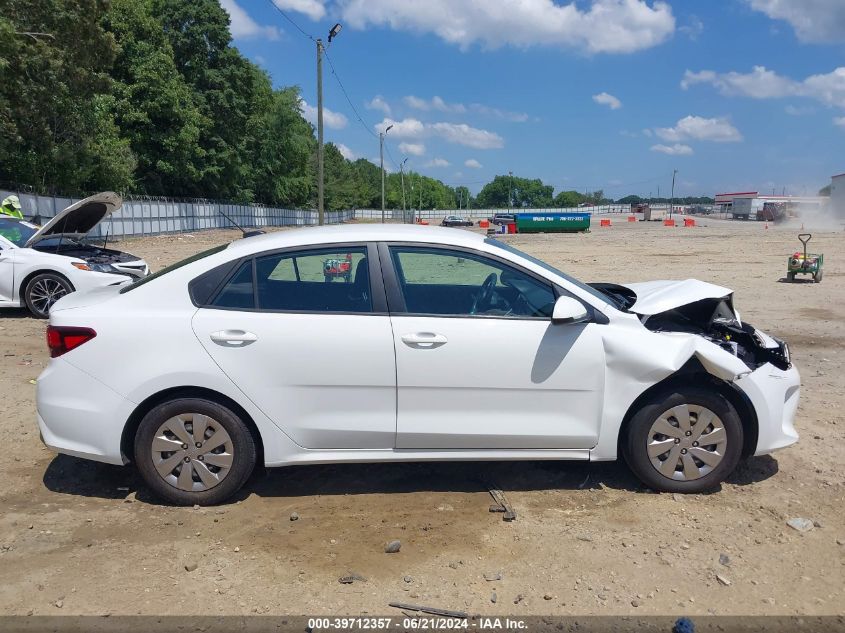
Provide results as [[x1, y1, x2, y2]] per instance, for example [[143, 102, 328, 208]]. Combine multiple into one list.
[[622, 387, 743, 493], [24, 272, 73, 318], [134, 398, 256, 505]]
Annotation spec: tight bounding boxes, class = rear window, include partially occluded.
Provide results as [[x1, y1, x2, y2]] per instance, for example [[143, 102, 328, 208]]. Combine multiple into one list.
[[120, 244, 229, 293]]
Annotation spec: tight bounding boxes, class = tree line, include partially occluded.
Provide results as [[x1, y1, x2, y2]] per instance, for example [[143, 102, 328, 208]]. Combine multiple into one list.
[[0, 0, 715, 210]]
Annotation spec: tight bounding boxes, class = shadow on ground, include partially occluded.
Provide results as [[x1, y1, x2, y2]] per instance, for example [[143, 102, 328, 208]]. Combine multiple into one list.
[[42, 453, 780, 506]]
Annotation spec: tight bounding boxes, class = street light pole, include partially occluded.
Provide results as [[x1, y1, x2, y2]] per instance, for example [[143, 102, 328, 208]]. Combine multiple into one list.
[[669, 168, 677, 219], [508, 171, 513, 213], [400, 158, 408, 222], [380, 124, 393, 223], [316, 24, 343, 227], [316, 38, 325, 226]]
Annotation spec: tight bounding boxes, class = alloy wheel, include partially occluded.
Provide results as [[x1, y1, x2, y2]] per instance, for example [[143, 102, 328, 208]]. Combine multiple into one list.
[[29, 278, 69, 315], [151, 413, 234, 492], [646, 404, 727, 481]]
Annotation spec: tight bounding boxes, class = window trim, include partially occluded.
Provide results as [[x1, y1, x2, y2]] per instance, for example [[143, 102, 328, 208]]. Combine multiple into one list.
[[379, 241, 571, 321], [197, 242, 388, 315]]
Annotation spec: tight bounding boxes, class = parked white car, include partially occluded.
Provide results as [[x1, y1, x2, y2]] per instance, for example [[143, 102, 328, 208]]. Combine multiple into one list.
[[37, 224, 799, 505], [0, 192, 149, 318]]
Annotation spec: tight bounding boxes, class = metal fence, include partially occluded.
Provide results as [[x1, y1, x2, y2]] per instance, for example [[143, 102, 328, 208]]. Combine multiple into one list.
[[0, 189, 354, 240], [353, 205, 631, 222]]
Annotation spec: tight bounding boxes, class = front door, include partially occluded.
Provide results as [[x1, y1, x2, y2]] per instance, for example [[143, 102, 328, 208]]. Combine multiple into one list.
[[192, 244, 397, 449], [385, 245, 604, 450], [0, 243, 14, 304]]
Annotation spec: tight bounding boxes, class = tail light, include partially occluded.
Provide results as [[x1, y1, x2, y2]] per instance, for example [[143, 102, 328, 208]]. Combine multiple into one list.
[[46, 326, 97, 358]]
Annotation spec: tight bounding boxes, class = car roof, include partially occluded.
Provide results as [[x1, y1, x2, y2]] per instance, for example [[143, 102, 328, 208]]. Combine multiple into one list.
[[225, 223, 486, 256]]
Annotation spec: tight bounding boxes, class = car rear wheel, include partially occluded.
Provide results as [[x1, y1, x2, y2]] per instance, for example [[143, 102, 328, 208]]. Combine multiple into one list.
[[622, 387, 743, 493], [134, 398, 256, 505], [24, 272, 73, 318]]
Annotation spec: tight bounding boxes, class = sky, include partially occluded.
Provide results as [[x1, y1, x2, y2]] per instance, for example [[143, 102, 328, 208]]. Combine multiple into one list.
[[220, 0, 845, 199]]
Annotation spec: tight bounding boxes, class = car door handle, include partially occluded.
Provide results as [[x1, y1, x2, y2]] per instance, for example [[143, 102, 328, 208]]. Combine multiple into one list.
[[401, 332, 448, 348], [210, 330, 258, 347]]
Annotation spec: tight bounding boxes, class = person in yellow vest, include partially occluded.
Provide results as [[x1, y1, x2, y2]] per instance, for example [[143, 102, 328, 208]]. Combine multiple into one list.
[[1, 195, 24, 219]]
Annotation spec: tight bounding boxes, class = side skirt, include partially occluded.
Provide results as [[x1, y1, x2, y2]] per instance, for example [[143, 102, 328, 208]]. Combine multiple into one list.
[[266, 448, 591, 468]]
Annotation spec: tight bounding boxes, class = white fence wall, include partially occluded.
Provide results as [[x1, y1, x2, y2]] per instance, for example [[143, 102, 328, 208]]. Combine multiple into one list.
[[0, 189, 353, 240]]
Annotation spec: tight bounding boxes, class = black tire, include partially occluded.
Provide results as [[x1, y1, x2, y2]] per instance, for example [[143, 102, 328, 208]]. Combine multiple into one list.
[[622, 386, 743, 493], [814, 269, 823, 283], [24, 272, 74, 319], [134, 398, 256, 506]]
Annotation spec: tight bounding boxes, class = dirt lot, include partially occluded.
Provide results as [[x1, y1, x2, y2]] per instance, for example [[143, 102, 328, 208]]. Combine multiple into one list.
[[0, 217, 843, 617]]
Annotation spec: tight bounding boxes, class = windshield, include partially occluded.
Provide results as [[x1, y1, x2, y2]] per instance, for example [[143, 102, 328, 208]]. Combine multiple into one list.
[[0, 218, 39, 247], [120, 243, 229, 293], [484, 238, 620, 308]]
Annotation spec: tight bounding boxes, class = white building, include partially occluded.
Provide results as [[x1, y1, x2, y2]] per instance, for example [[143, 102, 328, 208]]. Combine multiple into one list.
[[714, 190, 825, 220], [831, 173, 845, 219]]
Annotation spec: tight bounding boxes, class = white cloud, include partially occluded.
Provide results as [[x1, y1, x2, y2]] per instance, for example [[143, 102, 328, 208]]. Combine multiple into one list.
[[679, 15, 703, 40], [335, 143, 357, 160], [465, 158, 483, 168], [365, 95, 391, 116], [374, 118, 504, 149], [272, 0, 325, 21], [375, 117, 426, 138], [425, 158, 451, 168], [403, 95, 467, 113], [785, 104, 815, 116], [299, 98, 348, 130], [430, 122, 504, 149], [469, 104, 529, 122], [682, 66, 845, 108], [655, 115, 743, 143], [221, 0, 280, 40], [746, 0, 845, 43], [340, 0, 675, 54], [642, 128, 653, 137], [651, 143, 694, 156], [835, 116, 845, 130], [399, 142, 426, 156], [592, 92, 622, 110]]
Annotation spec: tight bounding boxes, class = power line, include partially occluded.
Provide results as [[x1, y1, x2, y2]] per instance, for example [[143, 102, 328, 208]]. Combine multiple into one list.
[[323, 49, 379, 139], [265, 0, 315, 41]]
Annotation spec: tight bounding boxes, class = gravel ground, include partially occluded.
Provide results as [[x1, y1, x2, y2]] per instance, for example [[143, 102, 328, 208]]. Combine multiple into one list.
[[0, 217, 842, 617]]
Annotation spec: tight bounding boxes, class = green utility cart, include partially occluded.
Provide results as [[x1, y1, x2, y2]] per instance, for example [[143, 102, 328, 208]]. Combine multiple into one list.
[[787, 233, 823, 283], [515, 212, 591, 233]]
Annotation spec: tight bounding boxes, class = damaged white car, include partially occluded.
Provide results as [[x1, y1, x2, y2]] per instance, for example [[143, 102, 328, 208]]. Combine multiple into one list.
[[36, 225, 798, 505], [0, 192, 149, 318]]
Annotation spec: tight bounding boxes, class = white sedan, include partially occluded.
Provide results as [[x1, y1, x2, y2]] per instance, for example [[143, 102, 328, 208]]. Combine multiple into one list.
[[36, 224, 799, 505], [0, 192, 149, 318]]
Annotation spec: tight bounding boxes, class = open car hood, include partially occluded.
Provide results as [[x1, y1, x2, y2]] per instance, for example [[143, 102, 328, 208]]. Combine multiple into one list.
[[621, 279, 733, 316], [24, 192, 122, 247]]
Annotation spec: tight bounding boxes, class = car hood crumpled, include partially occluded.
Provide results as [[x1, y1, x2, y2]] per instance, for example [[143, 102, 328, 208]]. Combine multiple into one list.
[[621, 279, 733, 316]]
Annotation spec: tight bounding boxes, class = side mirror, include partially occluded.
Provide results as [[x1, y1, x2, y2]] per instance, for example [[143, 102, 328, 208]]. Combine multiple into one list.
[[551, 296, 588, 325]]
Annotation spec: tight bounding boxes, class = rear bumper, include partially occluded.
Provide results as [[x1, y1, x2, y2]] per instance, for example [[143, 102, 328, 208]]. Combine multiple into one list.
[[36, 358, 134, 465], [734, 362, 800, 455]]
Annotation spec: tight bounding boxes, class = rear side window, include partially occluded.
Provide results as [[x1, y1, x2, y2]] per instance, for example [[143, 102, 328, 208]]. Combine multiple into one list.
[[211, 261, 254, 309], [255, 247, 371, 312]]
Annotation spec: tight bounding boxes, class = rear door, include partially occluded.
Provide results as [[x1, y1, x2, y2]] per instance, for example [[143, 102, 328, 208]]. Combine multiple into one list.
[[192, 243, 397, 449]]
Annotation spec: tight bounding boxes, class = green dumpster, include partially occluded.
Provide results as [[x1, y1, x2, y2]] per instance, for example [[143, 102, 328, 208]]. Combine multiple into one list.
[[515, 212, 590, 233]]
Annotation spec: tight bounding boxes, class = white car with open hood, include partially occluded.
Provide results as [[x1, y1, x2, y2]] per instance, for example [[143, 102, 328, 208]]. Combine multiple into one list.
[[0, 192, 150, 317], [36, 224, 799, 505]]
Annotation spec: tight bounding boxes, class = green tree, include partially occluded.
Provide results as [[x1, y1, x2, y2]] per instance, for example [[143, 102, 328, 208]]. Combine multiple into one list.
[[0, 0, 134, 193], [476, 174, 553, 209], [553, 190, 586, 208], [104, 0, 205, 195]]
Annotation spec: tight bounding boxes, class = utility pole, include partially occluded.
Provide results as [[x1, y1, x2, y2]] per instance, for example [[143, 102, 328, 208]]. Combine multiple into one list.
[[316, 24, 343, 226], [316, 38, 325, 226], [380, 124, 393, 223], [400, 158, 408, 222], [669, 169, 677, 219]]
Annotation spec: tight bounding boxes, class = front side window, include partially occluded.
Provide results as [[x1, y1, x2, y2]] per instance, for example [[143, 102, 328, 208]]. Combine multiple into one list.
[[253, 247, 371, 312], [389, 246, 555, 318]]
